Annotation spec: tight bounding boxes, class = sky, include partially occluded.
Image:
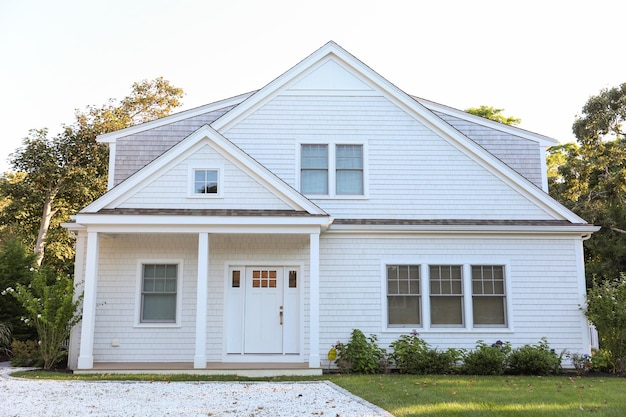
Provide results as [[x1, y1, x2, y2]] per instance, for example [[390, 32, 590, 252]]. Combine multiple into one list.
[[0, 0, 624, 173]]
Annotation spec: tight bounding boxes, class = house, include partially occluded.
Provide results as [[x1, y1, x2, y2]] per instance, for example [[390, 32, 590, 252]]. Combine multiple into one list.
[[65, 41, 598, 375]]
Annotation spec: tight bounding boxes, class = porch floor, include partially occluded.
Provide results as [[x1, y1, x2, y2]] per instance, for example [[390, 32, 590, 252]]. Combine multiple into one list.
[[74, 362, 322, 377]]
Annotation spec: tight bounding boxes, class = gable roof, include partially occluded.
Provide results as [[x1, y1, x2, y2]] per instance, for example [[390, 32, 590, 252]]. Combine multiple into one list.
[[209, 41, 586, 224], [81, 124, 327, 216]]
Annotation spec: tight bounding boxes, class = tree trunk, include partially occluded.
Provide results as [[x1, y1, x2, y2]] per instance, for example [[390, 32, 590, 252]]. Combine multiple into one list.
[[34, 190, 58, 267]]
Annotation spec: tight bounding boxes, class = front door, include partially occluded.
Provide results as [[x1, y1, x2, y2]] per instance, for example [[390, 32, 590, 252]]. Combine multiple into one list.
[[226, 266, 300, 355], [244, 267, 283, 353]]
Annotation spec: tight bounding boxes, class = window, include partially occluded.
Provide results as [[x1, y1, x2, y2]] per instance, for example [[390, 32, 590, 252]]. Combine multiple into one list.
[[301, 145, 328, 194], [141, 264, 178, 323], [193, 169, 218, 194], [430, 265, 463, 326], [472, 265, 506, 326], [387, 265, 420, 326], [336, 145, 363, 195], [300, 144, 364, 196]]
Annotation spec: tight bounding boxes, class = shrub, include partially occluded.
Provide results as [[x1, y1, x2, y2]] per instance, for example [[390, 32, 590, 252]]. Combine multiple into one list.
[[10, 339, 43, 367], [565, 351, 592, 376], [334, 329, 387, 374], [590, 348, 612, 373], [389, 331, 461, 374], [508, 338, 561, 375], [584, 276, 626, 373], [463, 340, 511, 375], [3, 269, 82, 370]]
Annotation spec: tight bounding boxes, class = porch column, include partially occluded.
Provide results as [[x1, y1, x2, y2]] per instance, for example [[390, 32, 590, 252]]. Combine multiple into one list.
[[309, 232, 320, 368], [77, 231, 99, 369], [194, 233, 209, 368]]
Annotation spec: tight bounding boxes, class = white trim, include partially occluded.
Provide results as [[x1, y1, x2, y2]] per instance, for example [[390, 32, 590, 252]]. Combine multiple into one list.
[[187, 165, 224, 199], [576, 238, 592, 354], [327, 224, 599, 236], [134, 259, 184, 328]]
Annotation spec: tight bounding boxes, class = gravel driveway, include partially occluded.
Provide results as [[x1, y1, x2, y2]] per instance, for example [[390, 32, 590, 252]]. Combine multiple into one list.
[[0, 366, 393, 416]]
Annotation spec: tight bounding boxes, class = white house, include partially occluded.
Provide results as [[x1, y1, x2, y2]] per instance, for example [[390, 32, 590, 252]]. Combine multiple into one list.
[[65, 41, 598, 375]]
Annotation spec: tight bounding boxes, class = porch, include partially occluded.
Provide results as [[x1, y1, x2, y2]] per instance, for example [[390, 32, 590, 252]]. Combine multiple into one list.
[[73, 361, 322, 377]]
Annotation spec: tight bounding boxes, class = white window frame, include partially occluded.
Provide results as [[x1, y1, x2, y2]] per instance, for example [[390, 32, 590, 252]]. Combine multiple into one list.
[[297, 141, 368, 199], [381, 258, 512, 333], [134, 259, 184, 328], [188, 165, 223, 198], [385, 264, 422, 328]]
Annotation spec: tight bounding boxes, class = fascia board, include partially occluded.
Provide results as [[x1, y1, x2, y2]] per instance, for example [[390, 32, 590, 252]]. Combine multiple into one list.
[[73, 213, 330, 227], [414, 97, 558, 147], [326, 223, 600, 235], [96, 92, 255, 144], [82, 125, 326, 215]]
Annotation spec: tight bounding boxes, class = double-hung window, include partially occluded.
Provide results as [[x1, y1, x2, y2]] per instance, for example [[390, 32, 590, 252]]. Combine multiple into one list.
[[429, 265, 464, 326], [336, 145, 363, 195], [387, 265, 421, 326], [300, 144, 364, 196], [301, 144, 329, 194], [140, 264, 178, 323], [472, 265, 506, 326]]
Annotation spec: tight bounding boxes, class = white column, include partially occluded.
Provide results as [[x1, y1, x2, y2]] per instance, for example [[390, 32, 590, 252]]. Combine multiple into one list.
[[194, 233, 209, 368], [308, 232, 320, 368], [77, 231, 99, 369]]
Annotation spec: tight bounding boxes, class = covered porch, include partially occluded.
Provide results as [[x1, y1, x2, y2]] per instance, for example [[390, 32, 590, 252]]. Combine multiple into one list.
[[65, 209, 331, 373]]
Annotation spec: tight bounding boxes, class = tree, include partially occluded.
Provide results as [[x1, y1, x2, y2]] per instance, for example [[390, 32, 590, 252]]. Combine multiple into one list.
[[465, 105, 521, 126], [0, 239, 38, 341], [548, 84, 626, 283], [0, 77, 184, 268]]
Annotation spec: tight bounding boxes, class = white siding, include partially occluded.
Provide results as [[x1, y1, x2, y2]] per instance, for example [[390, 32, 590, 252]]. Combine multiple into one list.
[[116, 143, 293, 210], [318, 234, 587, 366], [225, 95, 556, 220]]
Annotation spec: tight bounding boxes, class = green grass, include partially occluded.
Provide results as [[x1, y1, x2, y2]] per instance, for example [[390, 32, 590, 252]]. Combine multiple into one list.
[[10, 371, 626, 416]]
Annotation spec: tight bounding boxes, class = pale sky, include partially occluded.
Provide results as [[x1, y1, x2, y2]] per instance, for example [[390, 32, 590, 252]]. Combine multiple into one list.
[[0, 0, 624, 173]]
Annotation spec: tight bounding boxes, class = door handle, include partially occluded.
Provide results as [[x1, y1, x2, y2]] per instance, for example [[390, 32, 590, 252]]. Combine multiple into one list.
[[279, 305, 283, 325]]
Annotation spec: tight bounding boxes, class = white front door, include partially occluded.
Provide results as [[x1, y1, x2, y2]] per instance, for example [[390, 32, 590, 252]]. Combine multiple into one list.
[[226, 266, 300, 355], [244, 267, 283, 353]]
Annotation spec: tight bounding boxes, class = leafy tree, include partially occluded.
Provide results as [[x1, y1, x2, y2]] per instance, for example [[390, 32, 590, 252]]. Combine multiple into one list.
[[584, 276, 626, 373], [465, 105, 521, 126], [0, 239, 38, 340], [548, 83, 626, 283], [3, 269, 82, 370], [0, 77, 184, 268]]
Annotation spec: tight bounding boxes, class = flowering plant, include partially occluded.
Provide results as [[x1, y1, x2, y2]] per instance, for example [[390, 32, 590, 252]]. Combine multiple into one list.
[[566, 351, 592, 376]]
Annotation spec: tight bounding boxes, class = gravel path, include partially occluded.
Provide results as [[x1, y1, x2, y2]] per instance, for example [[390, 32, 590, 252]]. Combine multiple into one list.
[[0, 367, 393, 417]]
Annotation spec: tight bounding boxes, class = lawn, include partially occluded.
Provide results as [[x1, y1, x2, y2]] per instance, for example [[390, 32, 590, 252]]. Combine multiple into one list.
[[11, 370, 626, 417]]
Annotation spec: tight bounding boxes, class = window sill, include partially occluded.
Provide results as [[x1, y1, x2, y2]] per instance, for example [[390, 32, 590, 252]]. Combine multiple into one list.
[[383, 327, 513, 334], [134, 323, 181, 329]]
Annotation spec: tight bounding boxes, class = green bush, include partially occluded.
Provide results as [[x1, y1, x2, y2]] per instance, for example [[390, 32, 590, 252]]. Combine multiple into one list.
[[463, 340, 511, 375], [590, 348, 612, 373], [389, 331, 460, 374], [584, 276, 626, 373], [10, 339, 43, 367], [334, 329, 387, 374], [508, 338, 561, 375]]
